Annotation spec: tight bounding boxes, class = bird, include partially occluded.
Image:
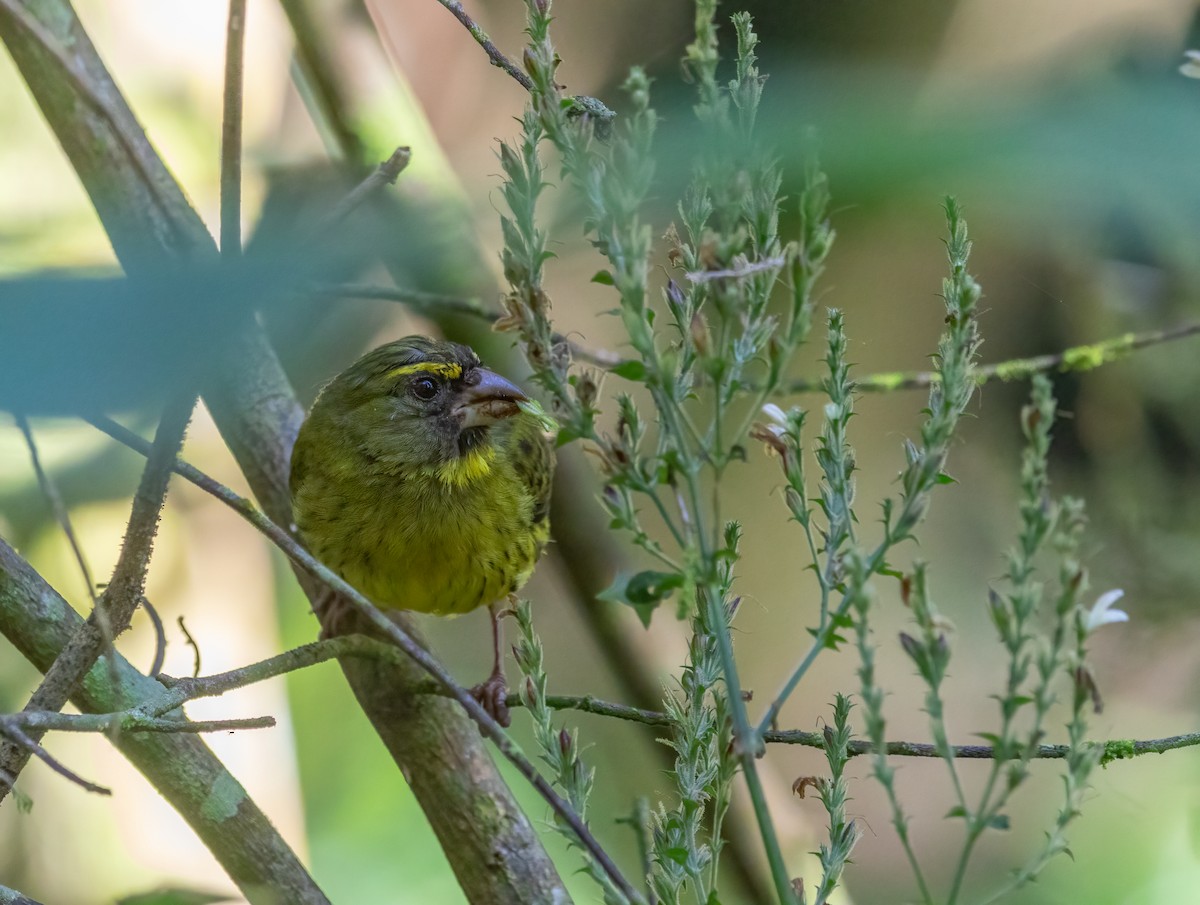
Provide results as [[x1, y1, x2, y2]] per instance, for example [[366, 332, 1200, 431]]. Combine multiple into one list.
[[289, 336, 554, 725]]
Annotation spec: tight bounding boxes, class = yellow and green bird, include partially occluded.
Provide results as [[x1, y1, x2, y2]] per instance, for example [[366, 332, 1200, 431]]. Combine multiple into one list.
[[289, 336, 554, 723]]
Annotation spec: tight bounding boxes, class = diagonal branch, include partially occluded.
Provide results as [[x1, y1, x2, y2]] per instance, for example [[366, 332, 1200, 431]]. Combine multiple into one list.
[[324, 147, 412, 225], [0, 721, 110, 795], [14, 414, 97, 604], [433, 0, 533, 91], [0, 2, 576, 900], [0, 395, 193, 803], [0, 538, 330, 903], [87, 415, 645, 904]]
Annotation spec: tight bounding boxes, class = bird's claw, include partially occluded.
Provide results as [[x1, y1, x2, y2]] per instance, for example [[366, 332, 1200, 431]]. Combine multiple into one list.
[[470, 671, 511, 728], [315, 588, 353, 640]]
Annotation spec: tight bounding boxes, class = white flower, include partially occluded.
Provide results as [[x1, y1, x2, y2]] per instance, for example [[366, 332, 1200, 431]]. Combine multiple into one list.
[[761, 403, 789, 436], [1085, 589, 1129, 633]]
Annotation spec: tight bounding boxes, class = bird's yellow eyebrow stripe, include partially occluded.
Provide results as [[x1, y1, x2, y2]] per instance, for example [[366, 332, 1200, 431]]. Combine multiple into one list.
[[385, 362, 463, 380]]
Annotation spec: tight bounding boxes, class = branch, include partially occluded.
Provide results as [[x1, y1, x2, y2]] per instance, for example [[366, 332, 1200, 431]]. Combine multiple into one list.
[[0, 539, 330, 903], [0, 721, 110, 795], [0, 637, 395, 746], [14, 414, 96, 604], [1, 711, 275, 735], [142, 596, 167, 676], [324, 147, 412, 225], [434, 0, 533, 92], [0, 1, 577, 900], [490, 692, 1200, 764], [0, 396, 192, 802], [784, 319, 1200, 394], [86, 416, 645, 905], [323, 286, 1200, 398], [154, 635, 402, 705]]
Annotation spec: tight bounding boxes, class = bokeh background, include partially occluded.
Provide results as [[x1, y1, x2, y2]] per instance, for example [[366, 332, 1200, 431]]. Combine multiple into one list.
[[3, 1, 1200, 903]]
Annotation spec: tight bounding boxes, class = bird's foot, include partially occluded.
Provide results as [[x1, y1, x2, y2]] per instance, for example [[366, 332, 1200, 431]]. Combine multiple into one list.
[[315, 589, 354, 640], [470, 669, 511, 728]]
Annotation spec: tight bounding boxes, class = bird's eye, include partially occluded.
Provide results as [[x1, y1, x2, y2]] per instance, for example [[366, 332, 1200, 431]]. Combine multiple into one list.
[[410, 376, 439, 401]]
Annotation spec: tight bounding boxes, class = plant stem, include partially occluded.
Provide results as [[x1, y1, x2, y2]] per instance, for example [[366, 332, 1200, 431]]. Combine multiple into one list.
[[703, 590, 796, 905]]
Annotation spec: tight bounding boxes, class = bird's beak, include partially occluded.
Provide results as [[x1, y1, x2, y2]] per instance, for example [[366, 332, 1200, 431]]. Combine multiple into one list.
[[454, 368, 528, 428]]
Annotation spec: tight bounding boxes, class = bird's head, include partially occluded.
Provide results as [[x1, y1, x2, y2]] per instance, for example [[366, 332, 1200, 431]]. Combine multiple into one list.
[[310, 336, 529, 475]]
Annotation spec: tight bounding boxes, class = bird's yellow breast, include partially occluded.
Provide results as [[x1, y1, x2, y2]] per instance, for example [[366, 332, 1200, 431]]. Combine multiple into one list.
[[294, 444, 544, 616], [423, 446, 496, 489]]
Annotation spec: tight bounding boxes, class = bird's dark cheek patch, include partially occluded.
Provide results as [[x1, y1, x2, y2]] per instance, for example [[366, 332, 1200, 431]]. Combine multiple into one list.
[[458, 426, 489, 458]]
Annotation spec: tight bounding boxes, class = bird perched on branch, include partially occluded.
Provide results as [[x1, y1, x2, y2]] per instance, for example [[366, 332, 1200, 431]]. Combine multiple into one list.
[[289, 336, 554, 725]]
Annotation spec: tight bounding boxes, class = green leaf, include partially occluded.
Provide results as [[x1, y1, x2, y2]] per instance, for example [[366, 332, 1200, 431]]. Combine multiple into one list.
[[591, 269, 616, 285], [610, 360, 647, 381], [935, 471, 958, 485], [597, 571, 685, 628], [986, 813, 1011, 831], [663, 846, 691, 867], [626, 570, 685, 604]]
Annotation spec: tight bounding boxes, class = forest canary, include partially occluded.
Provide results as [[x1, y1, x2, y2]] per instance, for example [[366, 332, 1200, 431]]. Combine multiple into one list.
[[289, 337, 554, 724]]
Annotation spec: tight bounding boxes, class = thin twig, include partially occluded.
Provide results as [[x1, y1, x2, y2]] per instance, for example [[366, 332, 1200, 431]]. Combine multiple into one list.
[[1, 711, 274, 735], [14, 414, 96, 604], [784, 319, 1200, 395], [154, 635, 401, 710], [86, 415, 646, 905], [0, 722, 110, 796], [178, 615, 202, 678], [492, 692, 1200, 763], [141, 596, 167, 677], [0, 397, 193, 801], [324, 147, 412, 226], [434, 0, 533, 91], [220, 0, 247, 259], [319, 288, 1200, 395], [0, 537, 330, 901]]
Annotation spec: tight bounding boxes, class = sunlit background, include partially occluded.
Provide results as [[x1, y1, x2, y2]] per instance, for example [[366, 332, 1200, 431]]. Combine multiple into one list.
[[3, 1, 1200, 903]]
